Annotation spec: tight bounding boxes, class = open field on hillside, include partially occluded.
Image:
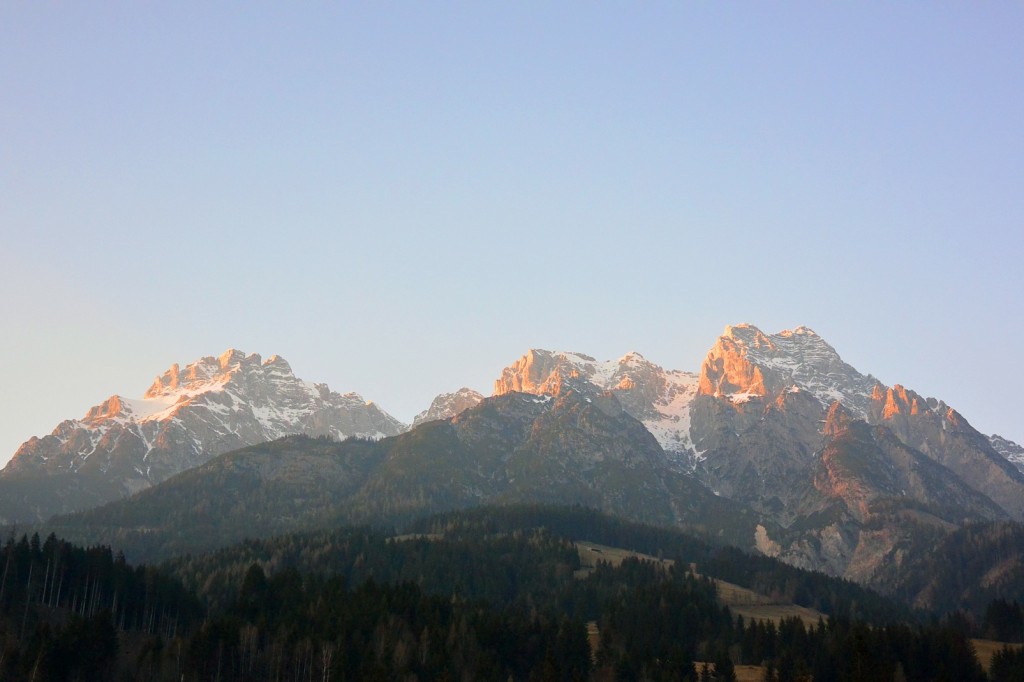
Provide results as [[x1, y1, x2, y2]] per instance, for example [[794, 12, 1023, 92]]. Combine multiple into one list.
[[692, 662, 765, 681], [575, 541, 827, 626], [574, 540, 674, 574], [972, 638, 1024, 670], [713, 579, 827, 628]]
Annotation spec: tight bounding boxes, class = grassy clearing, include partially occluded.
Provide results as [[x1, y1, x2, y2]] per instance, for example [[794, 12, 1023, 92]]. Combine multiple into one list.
[[387, 533, 444, 542], [692, 662, 765, 681], [574, 540, 674, 576], [585, 621, 600, 663], [972, 638, 1024, 671], [712, 579, 827, 627], [574, 541, 827, 627], [729, 603, 826, 628]]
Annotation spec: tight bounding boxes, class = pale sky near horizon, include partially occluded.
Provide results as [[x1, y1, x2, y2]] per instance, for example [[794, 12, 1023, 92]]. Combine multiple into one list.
[[2, 4, 1023, 465]]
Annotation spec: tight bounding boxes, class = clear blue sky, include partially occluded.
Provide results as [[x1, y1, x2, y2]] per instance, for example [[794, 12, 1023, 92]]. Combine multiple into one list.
[[2, 4, 1023, 465]]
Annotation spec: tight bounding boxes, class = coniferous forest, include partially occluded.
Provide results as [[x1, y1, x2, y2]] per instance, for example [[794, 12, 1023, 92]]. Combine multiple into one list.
[[1, 505, 1023, 681]]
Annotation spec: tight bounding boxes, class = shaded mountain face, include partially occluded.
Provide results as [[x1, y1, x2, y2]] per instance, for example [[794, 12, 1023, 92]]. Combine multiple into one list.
[[762, 403, 1010, 585], [866, 384, 1024, 519], [810, 404, 1006, 525], [51, 390, 762, 563], [383, 389, 757, 538], [1, 349, 405, 523]]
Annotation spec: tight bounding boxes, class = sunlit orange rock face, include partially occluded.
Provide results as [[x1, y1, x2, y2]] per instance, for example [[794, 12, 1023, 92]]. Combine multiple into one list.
[[876, 384, 927, 420], [145, 349, 248, 399], [822, 401, 852, 436], [494, 349, 585, 397], [697, 326, 771, 397], [83, 395, 127, 424]]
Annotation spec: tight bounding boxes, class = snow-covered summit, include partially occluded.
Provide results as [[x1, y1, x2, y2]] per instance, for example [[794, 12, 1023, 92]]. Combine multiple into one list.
[[700, 324, 878, 417], [2, 349, 406, 497]]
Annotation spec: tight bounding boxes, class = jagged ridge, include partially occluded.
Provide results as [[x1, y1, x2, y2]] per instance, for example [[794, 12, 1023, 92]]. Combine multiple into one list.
[[493, 349, 699, 462], [1, 349, 405, 522]]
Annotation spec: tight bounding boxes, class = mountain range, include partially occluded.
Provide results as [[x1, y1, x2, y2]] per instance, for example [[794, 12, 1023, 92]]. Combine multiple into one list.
[[6, 324, 1024, 605], [0, 349, 403, 522]]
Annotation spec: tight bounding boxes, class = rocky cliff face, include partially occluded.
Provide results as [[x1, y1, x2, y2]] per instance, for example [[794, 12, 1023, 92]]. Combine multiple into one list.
[[690, 325, 880, 519], [491, 330, 1024, 584], [866, 384, 1024, 519], [696, 324, 878, 415], [1, 349, 405, 522], [691, 325, 1024, 517], [494, 349, 699, 463], [690, 387, 827, 521], [412, 388, 484, 426], [810, 404, 1006, 524], [681, 323, 1024, 595], [762, 407, 1010, 586]]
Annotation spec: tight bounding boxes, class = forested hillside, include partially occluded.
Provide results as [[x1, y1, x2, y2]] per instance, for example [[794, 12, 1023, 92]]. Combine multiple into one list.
[[4, 505, 1024, 680]]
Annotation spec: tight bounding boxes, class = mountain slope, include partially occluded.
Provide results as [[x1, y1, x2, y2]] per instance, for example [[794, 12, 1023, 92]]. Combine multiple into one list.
[[866, 384, 1024, 519], [48, 391, 762, 563], [1, 349, 404, 523]]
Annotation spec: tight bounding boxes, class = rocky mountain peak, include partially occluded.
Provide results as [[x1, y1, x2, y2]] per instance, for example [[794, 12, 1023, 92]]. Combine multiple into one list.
[[494, 349, 596, 397], [142, 349, 303, 401], [779, 325, 821, 339], [413, 388, 485, 426], [218, 347, 249, 368], [697, 329, 771, 399], [698, 323, 877, 416], [263, 354, 293, 372], [83, 395, 129, 425], [1, 349, 407, 523], [722, 323, 776, 349]]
